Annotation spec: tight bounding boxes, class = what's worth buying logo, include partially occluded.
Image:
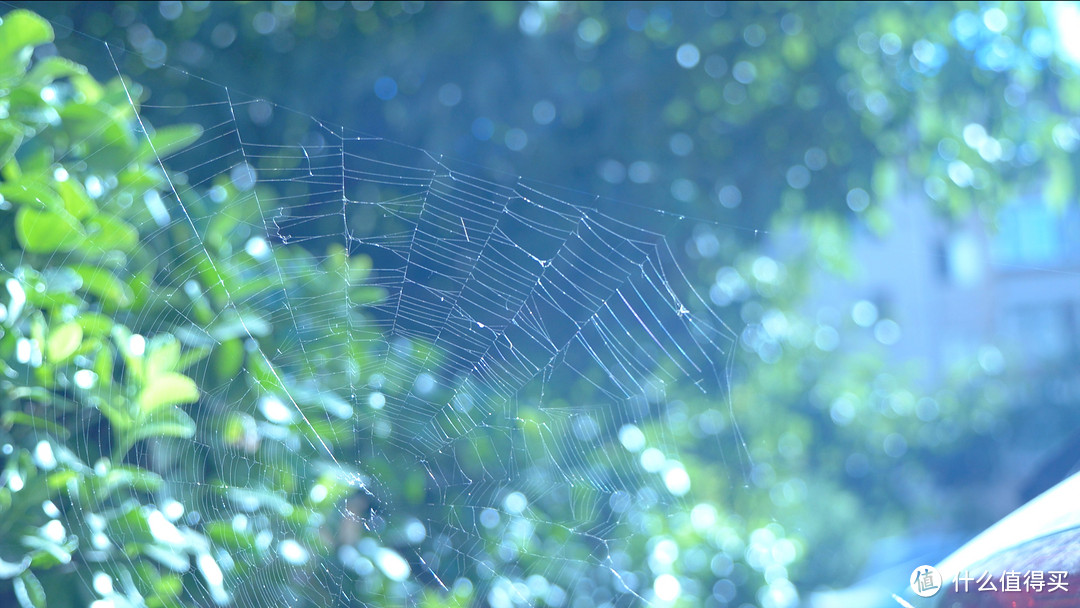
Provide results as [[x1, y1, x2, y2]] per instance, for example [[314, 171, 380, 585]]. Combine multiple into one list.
[[911, 565, 943, 598]]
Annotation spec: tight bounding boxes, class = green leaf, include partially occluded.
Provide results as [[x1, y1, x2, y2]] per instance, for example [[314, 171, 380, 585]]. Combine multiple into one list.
[[144, 335, 180, 380], [0, 121, 25, 167], [69, 72, 103, 103], [46, 470, 79, 491], [7, 386, 51, 403], [211, 338, 244, 379], [206, 521, 258, 552], [93, 346, 115, 391], [177, 345, 212, 372], [105, 465, 164, 493], [0, 10, 53, 78], [137, 124, 203, 163], [0, 412, 70, 440], [56, 178, 96, 219], [15, 207, 83, 253], [152, 574, 183, 603], [25, 56, 86, 86], [83, 213, 139, 254], [209, 312, 271, 340], [57, 103, 133, 161], [137, 372, 199, 414], [46, 321, 82, 363], [17, 148, 54, 178], [224, 486, 295, 517], [143, 544, 190, 573], [70, 264, 132, 308], [13, 570, 46, 608], [115, 164, 162, 195], [111, 325, 141, 382], [98, 399, 133, 430], [0, 10, 53, 55], [309, 471, 357, 508], [2, 157, 21, 181], [0, 556, 30, 580], [106, 501, 154, 542], [249, 355, 285, 394], [131, 407, 197, 444], [76, 312, 114, 337], [22, 534, 73, 569]]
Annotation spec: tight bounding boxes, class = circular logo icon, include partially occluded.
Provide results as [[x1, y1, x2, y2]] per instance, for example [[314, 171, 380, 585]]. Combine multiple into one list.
[[910, 565, 943, 598]]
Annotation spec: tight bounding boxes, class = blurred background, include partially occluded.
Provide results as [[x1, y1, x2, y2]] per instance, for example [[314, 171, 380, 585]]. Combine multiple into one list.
[[4, 2, 1080, 607]]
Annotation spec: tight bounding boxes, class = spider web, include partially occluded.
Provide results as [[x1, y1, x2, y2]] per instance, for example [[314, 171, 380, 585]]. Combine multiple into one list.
[[10, 28, 744, 608]]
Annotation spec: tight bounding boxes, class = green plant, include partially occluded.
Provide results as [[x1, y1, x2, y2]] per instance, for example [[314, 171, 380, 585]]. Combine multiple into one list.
[[0, 10, 397, 607]]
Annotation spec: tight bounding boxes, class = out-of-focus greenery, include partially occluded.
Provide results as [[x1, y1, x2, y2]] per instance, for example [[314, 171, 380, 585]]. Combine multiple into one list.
[[36, 2, 1076, 231], [0, 10, 429, 608], [3, 3, 1079, 608]]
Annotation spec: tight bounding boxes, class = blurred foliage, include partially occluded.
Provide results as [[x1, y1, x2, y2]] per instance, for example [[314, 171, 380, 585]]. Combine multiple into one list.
[[0, 10, 427, 607], [3, 3, 1080, 608], [28, 2, 1079, 236]]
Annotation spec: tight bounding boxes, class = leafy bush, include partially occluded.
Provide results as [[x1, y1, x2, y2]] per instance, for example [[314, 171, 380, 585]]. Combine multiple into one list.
[[0, 10, 411, 607]]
